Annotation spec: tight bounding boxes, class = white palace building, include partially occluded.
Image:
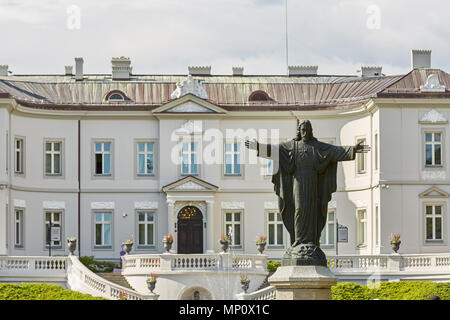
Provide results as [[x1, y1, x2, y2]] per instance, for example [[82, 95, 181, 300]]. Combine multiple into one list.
[[0, 50, 450, 299]]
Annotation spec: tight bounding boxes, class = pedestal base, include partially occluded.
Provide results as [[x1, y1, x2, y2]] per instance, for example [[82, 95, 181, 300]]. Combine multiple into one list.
[[268, 265, 338, 300]]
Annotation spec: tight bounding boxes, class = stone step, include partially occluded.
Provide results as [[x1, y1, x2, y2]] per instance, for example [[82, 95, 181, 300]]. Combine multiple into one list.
[[97, 273, 133, 290]]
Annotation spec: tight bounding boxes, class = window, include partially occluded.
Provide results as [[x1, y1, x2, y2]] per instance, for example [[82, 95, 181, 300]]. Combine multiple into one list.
[[425, 205, 443, 241], [375, 205, 380, 246], [137, 142, 154, 175], [108, 93, 125, 102], [94, 142, 112, 175], [425, 132, 442, 166], [267, 212, 283, 246], [45, 141, 62, 175], [224, 212, 242, 247], [374, 133, 378, 171], [181, 141, 198, 175], [137, 211, 155, 247], [320, 210, 335, 246], [14, 138, 24, 174], [95, 212, 112, 247], [264, 159, 274, 176], [357, 209, 367, 247], [249, 90, 270, 102], [45, 211, 62, 248], [356, 138, 366, 174], [224, 142, 241, 175], [15, 209, 24, 248]]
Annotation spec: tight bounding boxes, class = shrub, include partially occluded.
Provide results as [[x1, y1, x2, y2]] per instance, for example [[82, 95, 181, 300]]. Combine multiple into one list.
[[267, 260, 281, 273], [332, 281, 450, 300], [0, 283, 105, 300], [79, 256, 119, 273]]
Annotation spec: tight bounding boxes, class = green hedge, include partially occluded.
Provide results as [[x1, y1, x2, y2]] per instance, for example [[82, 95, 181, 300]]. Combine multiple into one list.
[[79, 256, 119, 273], [0, 283, 105, 300], [267, 260, 281, 273], [332, 281, 450, 300]]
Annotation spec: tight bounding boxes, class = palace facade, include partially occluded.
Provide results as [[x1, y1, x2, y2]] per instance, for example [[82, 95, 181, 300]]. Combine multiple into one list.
[[0, 50, 449, 261]]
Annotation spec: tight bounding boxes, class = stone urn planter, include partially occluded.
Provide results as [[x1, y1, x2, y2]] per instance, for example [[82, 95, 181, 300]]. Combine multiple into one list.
[[391, 241, 401, 253], [256, 242, 266, 254], [67, 237, 77, 255], [240, 277, 250, 293], [122, 241, 133, 254], [147, 276, 157, 293], [219, 240, 229, 253], [163, 241, 173, 253]]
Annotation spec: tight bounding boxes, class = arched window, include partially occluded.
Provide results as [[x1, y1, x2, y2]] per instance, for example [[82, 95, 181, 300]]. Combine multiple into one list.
[[249, 90, 271, 102], [105, 90, 128, 102]]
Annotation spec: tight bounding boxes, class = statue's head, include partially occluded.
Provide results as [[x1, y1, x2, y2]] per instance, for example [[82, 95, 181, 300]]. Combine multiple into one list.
[[297, 120, 313, 142]]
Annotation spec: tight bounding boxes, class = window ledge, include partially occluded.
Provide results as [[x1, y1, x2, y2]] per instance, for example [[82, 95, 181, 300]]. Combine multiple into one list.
[[425, 240, 444, 244], [267, 245, 285, 250], [93, 246, 113, 250], [136, 245, 156, 250], [320, 245, 335, 249]]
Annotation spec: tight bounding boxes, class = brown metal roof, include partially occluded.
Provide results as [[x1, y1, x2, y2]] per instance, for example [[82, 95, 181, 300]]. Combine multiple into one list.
[[0, 70, 447, 111]]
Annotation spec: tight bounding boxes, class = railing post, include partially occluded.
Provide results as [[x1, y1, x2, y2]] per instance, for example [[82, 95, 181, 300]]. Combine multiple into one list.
[[160, 254, 173, 271], [387, 254, 401, 272], [220, 252, 231, 271]]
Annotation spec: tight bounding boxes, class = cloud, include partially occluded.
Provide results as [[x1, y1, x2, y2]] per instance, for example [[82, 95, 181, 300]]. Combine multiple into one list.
[[0, 0, 448, 75]]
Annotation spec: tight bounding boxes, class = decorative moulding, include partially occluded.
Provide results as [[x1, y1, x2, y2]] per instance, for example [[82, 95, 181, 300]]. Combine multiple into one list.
[[168, 102, 213, 113], [43, 201, 66, 210], [172, 181, 210, 191], [421, 171, 446, 180], [355, 200, 368, 208], [174, 120, 203, 135], [221, 201, 245, 210], [420, 74, 446, 93], [419, 186, 449, 198], [328, 200, 337, 209], [170, 75, 208, 99], [134, 201, 158, 210], [264, 201, 278, 210], [419, 109, 448, 124], [13, 199, 26, 208], [91, 202, 115, 209]]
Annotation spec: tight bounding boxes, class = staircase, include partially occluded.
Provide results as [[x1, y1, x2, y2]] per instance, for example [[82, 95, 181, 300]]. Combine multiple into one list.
[[256, 272, 274, 291], [97, 273, 133, 290]]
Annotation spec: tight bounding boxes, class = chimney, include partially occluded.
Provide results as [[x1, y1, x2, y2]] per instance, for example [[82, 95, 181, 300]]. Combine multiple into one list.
[[111, 56, 132, 80], [0, 65, 8, 76], [188, 66, 211, 76], [232, 67, 244, 76], [360, 66, 382, 77], [65, 65, 73, 76], [75, 57, 84, 81], [411, 50, 431, 69], [288, 65, 318, 76]]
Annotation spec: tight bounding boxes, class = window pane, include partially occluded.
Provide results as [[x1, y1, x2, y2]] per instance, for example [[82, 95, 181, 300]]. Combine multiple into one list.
[[328, 223, 334, 245], [234, 213, 240, 221], [234, 155, 240, 174], [95, 143, 102, 152], [434, 133, 441, 142], [435, 144, 441, 165], [225, 164, 232, 174], [46, 143, 51, 151], [277, 224, 283, 244], [234, 143, 239, 152], [234, 225, 241, 245], [96, 224, 102, 245], [225, 144, 231, 152], [320, 229, 325, 245], [276, 213, 282, 221], [104, 154, 111, 174], [54, 143, 61, 152], [138, 143, 145, 152], [104, 213, 111, 222], [45, 154, 52, 173], [147, 143, 153, 153], [182, 143, 189, 152], [328, 212, 334, 222], [138, 154, 145, 174], [95, 154, 103, 174], [138, 213, 145, 221], [54, 154, 61, 174], [435, 206, 442, 215], [425, 133, 432, 142], [436, 218, 442, 239], [425, 145, 432, 165], [268, 224, 275, 245], [191, 143, 197, 152], [138, 224, 145, 245], [104, 224, 111, 245], [53, 213, 60, 222], [182, 154, 189, 174], [147, 154, 153, 173], [104, 143, 111, 152], [95, 213, 102, 222], [426, 218, 433, 240], [191, 163, 197, 174], [147, 213, 154, 221], [225, 213, 232, 222], [147, 224, 154, 245], [426, 206, 433, 215], [268, 212, 274, 221]]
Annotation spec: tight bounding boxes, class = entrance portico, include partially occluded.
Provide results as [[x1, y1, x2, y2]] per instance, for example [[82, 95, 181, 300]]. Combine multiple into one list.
[[162, 176, 218, 254]]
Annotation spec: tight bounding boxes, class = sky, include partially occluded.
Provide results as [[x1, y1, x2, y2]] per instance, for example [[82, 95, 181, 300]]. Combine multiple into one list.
[[0, 0, 449, 76]]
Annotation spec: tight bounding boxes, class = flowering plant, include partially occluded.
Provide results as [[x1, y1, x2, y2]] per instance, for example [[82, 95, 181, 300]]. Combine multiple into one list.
[[240, 275, 249, 282], [220, 234, 230, 243], [119, 291, 128, 300], [391, 234, 401, 243], [67, 237, 76, 242], [256, 235, 267, 244], [163, 234, 173, 243], [147, 274, 158, 282], [122, 237, 133, 245]]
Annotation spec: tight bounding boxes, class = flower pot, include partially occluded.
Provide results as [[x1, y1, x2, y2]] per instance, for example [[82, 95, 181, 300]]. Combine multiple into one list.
[[123, 243, 133, 254], [256, 242, 266, 254], [219, 240, 229, 253], [67, 240, 77, 255], [241, 280, 250, 293], [147, 280, 156, 293], [163, 241, 172, 253], [391, 241, 401, 253]]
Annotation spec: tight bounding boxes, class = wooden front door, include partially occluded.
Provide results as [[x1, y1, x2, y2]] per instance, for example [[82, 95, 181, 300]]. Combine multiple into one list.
[[177, 206, 203, 254]]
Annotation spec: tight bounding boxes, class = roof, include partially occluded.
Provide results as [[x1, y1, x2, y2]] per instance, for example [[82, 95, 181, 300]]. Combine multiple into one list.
[[0, 69, 448, 111]]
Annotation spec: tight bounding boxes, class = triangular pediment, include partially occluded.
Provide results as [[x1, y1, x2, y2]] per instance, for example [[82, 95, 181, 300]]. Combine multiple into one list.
[[419, 186, 449, 198], [153, 94, 227, 114], [162, 175, 219, 192]]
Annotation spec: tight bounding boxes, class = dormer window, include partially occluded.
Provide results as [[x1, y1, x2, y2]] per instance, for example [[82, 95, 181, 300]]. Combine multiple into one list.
[[249, 90, 271, 102], [105, 90, 128, 103]]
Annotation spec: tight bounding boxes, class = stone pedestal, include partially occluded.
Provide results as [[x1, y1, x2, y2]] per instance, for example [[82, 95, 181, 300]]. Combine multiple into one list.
[[268, 265, 338, 300]]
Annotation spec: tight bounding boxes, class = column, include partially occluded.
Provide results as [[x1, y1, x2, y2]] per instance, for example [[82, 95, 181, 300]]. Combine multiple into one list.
[[206, 201, 214, 253], [167, 200, 176, 253]]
